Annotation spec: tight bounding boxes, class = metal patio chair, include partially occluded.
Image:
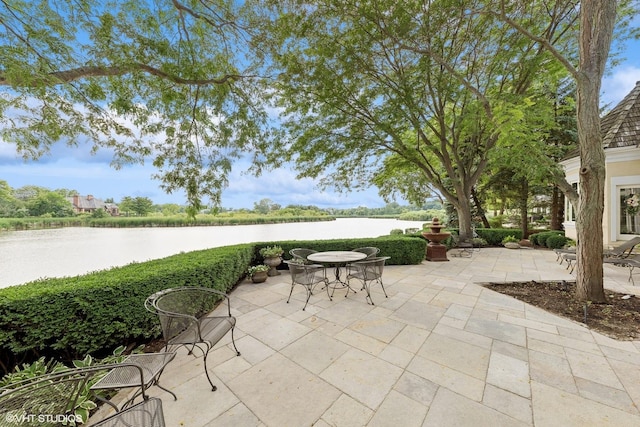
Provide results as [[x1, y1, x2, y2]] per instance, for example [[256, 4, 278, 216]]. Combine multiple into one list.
[[90, 397, 165, 427], [145, 287, 241, 392], [346, 256, 391, 305], [563, 238, 640, 273], [351, 247, 380, 259], [285, 260, 330, 310], [289, 248, 318, 263]]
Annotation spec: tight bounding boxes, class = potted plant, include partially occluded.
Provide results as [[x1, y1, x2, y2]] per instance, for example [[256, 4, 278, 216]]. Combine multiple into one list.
[[247, 265, 270, 283], [259, 245, 284, 276], [501, 235, 520, 249]]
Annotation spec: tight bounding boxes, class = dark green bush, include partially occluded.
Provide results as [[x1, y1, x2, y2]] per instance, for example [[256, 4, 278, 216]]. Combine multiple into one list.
[[532, 231, 564, 247], [545, 234, 569, 249]]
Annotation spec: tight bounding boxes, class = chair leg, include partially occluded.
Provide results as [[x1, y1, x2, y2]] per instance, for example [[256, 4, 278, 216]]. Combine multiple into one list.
[[379, 279, 388, 299], [202, 344, 217, 392], [286, 283, 295, 303], [231, 325, 241, 356], [302, 285, 312, 311], [363, 281, 373, 305]]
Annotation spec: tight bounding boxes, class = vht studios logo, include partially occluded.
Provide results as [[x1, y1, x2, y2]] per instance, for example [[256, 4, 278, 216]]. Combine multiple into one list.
[[5, 413, 83, 424]]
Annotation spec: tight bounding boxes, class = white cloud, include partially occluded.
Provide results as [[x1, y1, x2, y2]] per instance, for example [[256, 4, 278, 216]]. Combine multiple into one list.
[[601, 65, 640, 109]]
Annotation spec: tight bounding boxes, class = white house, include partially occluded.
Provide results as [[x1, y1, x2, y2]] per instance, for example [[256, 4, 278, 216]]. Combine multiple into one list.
[[561, 81, 640, 246]]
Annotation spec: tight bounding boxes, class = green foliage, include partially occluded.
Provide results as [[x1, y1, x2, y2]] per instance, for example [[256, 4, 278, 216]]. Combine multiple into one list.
[[462, 228, 523, 246], [90, 208, 109, 218], [0, 345, 130, 424], [471, 237, 488, 247], [390, 229, 404, 235], [259, 245, 284, 258], [246, 265, 269, 277], [118, 196, 154, 216], [398, 210, 447, 222], [488, 215, 505, 228], [501, 235, 519, 244], [0, 0, 268, 210], [529, 231, 565, 247], [546, 234, 569, 249]]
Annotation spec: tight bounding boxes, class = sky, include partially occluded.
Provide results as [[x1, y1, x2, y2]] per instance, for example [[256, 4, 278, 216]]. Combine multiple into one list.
[[2, 29, 640, 210]]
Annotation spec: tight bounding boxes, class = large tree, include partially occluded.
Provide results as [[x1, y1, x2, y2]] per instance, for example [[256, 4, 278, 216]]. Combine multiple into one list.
[[260, 0, 577, 241], [483, 0, 623, 301], [0, 0, 269, 213]]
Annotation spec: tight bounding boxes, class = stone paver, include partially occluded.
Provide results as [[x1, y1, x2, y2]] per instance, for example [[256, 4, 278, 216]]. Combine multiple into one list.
[[89, 247, 640, 426]]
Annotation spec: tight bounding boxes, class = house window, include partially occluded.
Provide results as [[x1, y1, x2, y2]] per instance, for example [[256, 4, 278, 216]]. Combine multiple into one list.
[[565, 182, 578, 223], [620, 188, 640, 235]]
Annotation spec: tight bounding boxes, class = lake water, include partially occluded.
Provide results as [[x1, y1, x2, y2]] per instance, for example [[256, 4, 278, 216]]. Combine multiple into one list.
[[0, 218, 425, 288]]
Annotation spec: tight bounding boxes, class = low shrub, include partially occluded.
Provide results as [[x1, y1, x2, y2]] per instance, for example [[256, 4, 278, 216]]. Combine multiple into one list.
[[545, 234, 569, 249], [531, 231, 564, 247]]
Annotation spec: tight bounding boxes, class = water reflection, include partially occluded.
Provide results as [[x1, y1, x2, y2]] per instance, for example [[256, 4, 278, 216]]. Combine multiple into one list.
[[0, 218, 425, 288]]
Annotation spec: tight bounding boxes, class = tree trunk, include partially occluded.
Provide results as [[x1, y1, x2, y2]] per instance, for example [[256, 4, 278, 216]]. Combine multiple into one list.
[[550, 186, 563, 230], [456, 196, 474, 241], [574, 0, 616, 303], [471, 187, 491, 228], [519, 178, 529, 239]]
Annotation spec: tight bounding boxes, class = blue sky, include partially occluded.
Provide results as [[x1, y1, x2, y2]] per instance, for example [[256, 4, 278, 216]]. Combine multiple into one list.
[[2, 33, 640, 209]]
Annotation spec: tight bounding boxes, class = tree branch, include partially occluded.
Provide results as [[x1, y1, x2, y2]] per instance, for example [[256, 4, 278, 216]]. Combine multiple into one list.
[[0, 64, 249, 87]]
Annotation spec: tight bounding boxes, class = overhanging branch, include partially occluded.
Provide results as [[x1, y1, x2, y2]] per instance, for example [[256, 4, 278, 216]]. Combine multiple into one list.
[[0, 64, 249, 87]]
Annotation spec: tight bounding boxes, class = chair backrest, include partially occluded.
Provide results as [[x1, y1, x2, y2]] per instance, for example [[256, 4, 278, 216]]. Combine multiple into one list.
[[145, 287, 229, 343], [89, 397, 165, 427], [289, 248, 318, 261], [352, 247, 380, 259], [0, 366, 112, 427], [285, 260, 325, 286], [353, 256, 390, 279], [609, 236, 640, 257]]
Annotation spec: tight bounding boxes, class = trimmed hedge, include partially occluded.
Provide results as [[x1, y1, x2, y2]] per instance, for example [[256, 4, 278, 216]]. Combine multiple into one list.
[[0, 244, 254, 372], [254, 235, 427, 266], [0, 236, 425, 375], [529, 231, 564, 247]]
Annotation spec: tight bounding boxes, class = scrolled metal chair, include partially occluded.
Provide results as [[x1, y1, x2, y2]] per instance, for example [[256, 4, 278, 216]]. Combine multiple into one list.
[[346, 256, 391, 305], [289, 248, 318, 262], [145, 287, 240, 392], [285, 260, 330, 310], [351, 247, 380, 259]]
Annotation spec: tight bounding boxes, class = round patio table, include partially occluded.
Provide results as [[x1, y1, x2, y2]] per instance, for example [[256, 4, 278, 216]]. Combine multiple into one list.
[[307, 251, 367, 297]]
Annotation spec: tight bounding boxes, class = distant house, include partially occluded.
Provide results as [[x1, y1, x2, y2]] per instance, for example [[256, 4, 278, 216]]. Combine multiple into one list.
[[561, 81, 640, 246], [67, 195, 119, 216]]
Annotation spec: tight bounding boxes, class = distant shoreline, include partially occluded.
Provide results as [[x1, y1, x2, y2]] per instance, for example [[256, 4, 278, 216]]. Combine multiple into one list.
[[0, 215, 338, 232]]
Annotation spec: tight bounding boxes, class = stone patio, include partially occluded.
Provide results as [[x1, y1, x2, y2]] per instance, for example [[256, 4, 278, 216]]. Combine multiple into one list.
[[91, 247, 640, 426]]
